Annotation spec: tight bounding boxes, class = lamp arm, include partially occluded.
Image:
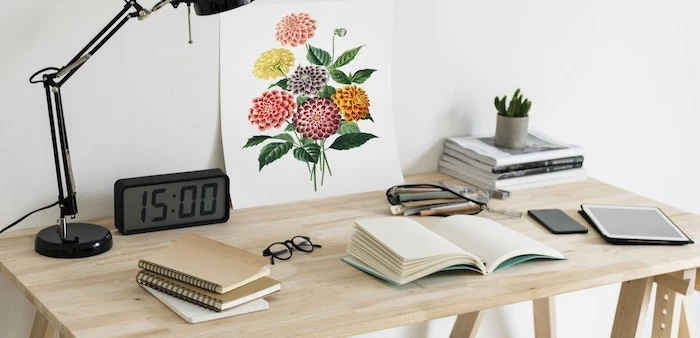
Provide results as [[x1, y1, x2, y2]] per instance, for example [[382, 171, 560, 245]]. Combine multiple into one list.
[[29, 0, 150, 240], [56, 1, 147, 86]]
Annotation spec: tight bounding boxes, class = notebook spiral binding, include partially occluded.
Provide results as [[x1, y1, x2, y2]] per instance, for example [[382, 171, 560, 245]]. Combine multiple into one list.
[[482, 206, 523, 218], [137, 271, 222, 312], [138, 260, 218, 293]]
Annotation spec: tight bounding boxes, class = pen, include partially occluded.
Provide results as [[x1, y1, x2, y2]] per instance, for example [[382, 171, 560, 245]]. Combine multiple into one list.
[[419, 204, 482, 216]]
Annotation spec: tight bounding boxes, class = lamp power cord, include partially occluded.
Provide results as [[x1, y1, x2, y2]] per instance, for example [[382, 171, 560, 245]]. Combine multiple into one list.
[[0, 201, 59, 234]]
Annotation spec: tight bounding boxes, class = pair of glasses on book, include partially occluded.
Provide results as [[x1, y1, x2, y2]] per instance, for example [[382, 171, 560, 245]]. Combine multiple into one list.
[[262, 236, 322, 265], [386, 183, 522, 218]]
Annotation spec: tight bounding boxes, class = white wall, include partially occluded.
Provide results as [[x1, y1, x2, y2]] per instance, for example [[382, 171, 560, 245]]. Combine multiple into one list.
[[1, 0, 698, 337]]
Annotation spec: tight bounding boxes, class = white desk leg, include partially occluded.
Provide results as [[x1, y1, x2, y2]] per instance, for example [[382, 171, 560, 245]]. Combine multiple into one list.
[[533, 297, 557, 338], [610, 277, 654, 338], [450, 311, 483, 338], [29, 310, 55, 338]]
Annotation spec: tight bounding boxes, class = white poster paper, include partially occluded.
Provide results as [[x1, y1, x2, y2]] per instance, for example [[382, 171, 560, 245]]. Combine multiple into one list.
[[220, 0, 403, 208]]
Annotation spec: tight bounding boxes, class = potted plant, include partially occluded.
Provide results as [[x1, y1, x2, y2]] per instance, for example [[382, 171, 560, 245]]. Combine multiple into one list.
[[494, 88, 531, 148]]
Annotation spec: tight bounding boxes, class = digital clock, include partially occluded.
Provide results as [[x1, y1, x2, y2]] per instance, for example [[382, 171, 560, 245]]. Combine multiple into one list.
[[114, 169, 230, 235]]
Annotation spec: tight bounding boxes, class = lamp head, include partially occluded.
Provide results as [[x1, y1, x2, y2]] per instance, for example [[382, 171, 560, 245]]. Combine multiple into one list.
[[192, 0, 254, 15]]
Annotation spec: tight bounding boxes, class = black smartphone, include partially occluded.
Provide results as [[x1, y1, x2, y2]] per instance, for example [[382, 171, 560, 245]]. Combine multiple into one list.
[[528, 209, 588, 234]]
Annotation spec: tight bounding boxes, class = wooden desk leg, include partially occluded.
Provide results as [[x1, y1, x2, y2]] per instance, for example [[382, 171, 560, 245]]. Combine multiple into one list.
[[533, 297, 557, 338], [29, 310, 55, 338], [679, 299, 697, 338], [610, 277, 653, 338], [653, 268, 698, 338], [652, 284, 683, 338], [450, 311, 483, 338]]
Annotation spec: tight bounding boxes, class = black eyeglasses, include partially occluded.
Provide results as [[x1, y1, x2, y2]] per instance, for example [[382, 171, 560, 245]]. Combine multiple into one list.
[[262, 236, 321, 265]]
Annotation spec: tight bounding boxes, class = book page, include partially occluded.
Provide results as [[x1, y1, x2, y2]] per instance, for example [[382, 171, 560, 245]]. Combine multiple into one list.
[[354, 217, 466, 260], [430, 215, 565, 274]]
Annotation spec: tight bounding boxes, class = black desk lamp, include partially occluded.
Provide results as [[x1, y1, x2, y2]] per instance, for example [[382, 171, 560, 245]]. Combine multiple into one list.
[[27, 0, 252, 258]]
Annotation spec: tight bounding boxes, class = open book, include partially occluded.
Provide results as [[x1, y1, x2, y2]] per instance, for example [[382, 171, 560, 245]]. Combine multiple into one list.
[[343, 215, 565, 285]]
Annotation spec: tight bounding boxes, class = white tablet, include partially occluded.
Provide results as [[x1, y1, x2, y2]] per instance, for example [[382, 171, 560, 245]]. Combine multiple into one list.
[[581, 204, 693, 243]]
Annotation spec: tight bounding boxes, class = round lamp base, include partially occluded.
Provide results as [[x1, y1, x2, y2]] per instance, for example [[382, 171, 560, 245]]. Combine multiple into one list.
[[35, 223, 113, 258]]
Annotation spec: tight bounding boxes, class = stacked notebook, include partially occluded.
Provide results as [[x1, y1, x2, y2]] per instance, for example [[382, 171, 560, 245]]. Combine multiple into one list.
[[136, 233, 280, 323], [439, 131, 586, 191]]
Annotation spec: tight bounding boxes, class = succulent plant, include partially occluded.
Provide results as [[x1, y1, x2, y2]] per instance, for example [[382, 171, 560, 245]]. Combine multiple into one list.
[[494, 88, 531, 118]]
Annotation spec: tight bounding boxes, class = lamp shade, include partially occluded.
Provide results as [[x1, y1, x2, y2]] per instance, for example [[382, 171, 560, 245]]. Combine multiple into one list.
[[194, 0, 253, 15]]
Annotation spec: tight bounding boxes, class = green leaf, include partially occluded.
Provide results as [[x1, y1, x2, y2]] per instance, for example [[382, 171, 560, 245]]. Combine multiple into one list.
[[285, 123, 296, 132], [272, 133, 295, 143], [338, 121, 361, 134], [258, 142, 293, 170], [268, 78, 289, 90], [330, 69, 352, 85], [300, 137, 315, 146], [317, 85, 337, 99], [293, 142, 322, 163], [361, 113, 374, 122], [306, 44, 332, 66], [329, 132, 378, 150], [351, 69, 377, 84], [332, 46, 364, 69], [296, 96, 310, 106], [243, 135, 271, 148]]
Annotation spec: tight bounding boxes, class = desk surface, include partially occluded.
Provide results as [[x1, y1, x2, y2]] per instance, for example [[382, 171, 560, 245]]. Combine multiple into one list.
[[1, 173, 699, 338]]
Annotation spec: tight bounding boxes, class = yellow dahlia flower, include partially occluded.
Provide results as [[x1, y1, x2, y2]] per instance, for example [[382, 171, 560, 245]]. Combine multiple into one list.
[[332, 85, 370, 122], [252, 48, 295, 80]]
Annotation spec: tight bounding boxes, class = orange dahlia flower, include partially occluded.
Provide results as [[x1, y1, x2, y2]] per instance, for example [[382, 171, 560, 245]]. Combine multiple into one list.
[[275, 13, 317, 47], [331, 85, 370, 122]]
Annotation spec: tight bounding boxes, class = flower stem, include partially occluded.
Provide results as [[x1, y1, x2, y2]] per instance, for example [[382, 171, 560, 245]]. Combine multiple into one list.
[[331, 34, 336, 64], [287, 120, 312, 176], [324, 149, 333, 176], [319, 140, 326, 185], [276, 66, 289, 79]]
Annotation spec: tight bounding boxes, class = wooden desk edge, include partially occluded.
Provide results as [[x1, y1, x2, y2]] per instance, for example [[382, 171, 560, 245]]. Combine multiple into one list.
[[1, 173, 699, 338]]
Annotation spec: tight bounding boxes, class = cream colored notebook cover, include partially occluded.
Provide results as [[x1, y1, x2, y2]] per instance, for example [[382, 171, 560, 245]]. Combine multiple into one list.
[[137, 270, 281, 311], [141, 285, 269, 323], [139, 233, 269, 293]]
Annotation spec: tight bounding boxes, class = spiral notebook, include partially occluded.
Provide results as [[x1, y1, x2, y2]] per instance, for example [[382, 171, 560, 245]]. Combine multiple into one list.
[[136, 270, 280, 312], [138, 233, 270, 294], [140, 285, 269, 323]]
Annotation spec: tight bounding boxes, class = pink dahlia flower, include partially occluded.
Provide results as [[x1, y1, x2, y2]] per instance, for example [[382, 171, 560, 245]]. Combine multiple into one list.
[[293, 98, 340, 140], [275, 13, 317, 47], [248, 90, 296, 131]]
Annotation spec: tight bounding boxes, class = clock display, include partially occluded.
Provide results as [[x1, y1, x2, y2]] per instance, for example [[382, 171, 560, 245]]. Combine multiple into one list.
[[115, 169, 230, 235]]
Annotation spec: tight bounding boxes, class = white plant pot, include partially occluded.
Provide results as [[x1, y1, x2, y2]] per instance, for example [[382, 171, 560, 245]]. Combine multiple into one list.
[[494, 115, 529, 149]]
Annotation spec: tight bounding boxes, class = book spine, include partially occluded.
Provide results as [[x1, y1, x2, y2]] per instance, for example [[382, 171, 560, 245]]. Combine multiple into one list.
[[138, 260, 219, 293], [136, 271, 222, 312], [492, 156, 584, 173], [495, 162, 584, 180]]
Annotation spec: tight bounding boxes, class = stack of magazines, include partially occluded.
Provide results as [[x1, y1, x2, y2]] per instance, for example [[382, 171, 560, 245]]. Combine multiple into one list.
[[439, 131, 585, 191]]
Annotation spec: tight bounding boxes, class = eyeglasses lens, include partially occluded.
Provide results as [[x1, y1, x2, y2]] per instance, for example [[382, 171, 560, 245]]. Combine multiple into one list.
[[292, 236, 313, 252], [269, 243, 292, 259]]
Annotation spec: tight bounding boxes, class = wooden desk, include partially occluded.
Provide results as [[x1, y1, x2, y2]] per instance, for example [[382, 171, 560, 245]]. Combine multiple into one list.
[[1, 173, 698, 338]]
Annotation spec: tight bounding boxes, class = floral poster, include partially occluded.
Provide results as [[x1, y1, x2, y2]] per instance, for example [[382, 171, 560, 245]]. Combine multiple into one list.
[[220, 0, 403, 208]]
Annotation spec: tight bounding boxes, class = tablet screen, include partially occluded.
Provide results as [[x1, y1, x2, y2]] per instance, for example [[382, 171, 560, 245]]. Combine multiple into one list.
[[581, 204, 690, 242]]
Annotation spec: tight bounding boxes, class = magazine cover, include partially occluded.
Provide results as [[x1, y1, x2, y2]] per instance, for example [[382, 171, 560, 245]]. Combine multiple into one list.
[[445, 131, 585, 167], [220, 0, 403, 208]]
